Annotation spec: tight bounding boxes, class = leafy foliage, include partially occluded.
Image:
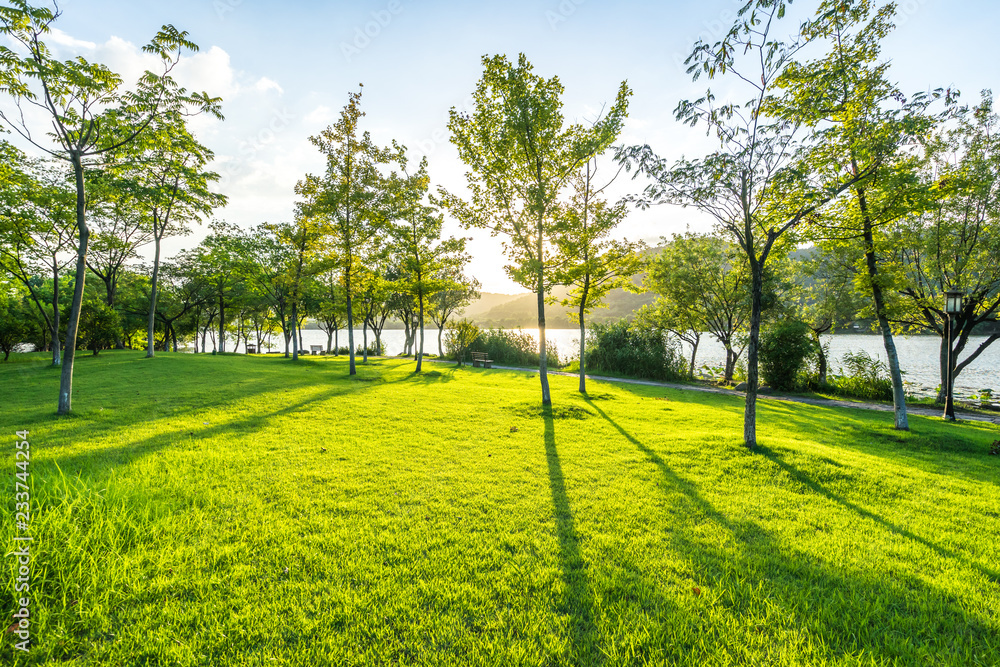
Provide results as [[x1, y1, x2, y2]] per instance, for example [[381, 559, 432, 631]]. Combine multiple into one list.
[[758, 319, 815, 391], [585, 319, 687, 382], [830, 349, 894, 402], [469, 328, 560, 368]]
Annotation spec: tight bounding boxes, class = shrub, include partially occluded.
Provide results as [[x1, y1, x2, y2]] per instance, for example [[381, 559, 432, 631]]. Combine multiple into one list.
[[355, 340, 385, 356], [78, 300, 122, 356], [759, 320, 815, 391], [444, 319, 481, 365], [468, 328, 559, 368], [585, 319, 687, 382], [829, 350, 893, 401]]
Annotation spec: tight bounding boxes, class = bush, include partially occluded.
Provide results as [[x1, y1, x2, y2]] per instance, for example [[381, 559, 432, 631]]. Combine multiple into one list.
[[78, 300, 122, 356], [444, 319, 481, 365], [468, 328, 560, 368], [585, 319, 687, 382], [829, 350, 893, 401], [759, 320, 815, 391], [355, 340, 385, 356]]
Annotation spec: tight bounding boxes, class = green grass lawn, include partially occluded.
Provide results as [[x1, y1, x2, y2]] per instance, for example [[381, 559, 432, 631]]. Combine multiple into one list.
[[1, 351, 998, 666]]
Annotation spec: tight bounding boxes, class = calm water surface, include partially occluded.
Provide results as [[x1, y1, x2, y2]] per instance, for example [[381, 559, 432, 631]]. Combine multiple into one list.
[[208, 328, 999, 399]]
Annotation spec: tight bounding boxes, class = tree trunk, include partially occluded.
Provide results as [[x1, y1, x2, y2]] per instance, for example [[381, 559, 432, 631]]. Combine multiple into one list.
[[578, 304, 587, 394], [335, 328, 339, 355], [689, 333, 700, 380], [742, 261, 763, 448], [362, 321, 368, 363], [146, 233, 162, 359], [814, 331, 827, 385], [326, 330, 333, 354], [291, 301, 299, 361], [51, 262, 61, 367], [347, 296, 356, 375], [536, 259, 551, 406], [862, 216, 908, 430], [417, 296, 425, 372], [437, 325, 444, 358], [57, 154, 88, 415], [936, 334, 948, 403], [218, 296, 226, 353], [724, 346, 736, 383]]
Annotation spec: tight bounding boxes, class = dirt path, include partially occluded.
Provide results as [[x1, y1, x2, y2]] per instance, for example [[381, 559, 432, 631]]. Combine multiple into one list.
[[472, 362, 1000, 426]]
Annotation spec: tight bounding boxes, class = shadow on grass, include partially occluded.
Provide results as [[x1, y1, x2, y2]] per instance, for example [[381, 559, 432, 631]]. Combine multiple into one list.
[[403, 368, 457, 384], [758, 400, 1000, 486], [586, 398, 998, 663], [542, 407, 602, 665], [757, 443, 1000, 585], [4, 353, 384, 454], [36, 381, 382, 486]]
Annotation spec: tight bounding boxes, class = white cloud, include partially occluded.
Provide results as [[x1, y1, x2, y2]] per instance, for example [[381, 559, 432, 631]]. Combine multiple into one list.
[[47, 28, 96, 51], [253, 77, 284, 95], [304, 105, 334, 126]]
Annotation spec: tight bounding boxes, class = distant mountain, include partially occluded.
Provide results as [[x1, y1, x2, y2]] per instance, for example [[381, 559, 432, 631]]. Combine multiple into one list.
[[460, 292, 525, 319], [472, 284, 655, 329]]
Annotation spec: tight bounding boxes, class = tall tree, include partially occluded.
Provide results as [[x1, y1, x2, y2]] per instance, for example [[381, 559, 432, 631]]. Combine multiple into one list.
[[438, 53, 630, 405], [620, 1, 871, 447], [428, 271, 480, 358], [86, 175, 152, 315], [644, 233, 752, 383], [891, 92, 1000, 402], [0, 154, 76, 366], [392, 157, 469, 372], [775, 0, 944, 430], [551, 157, 643, 393], [310, 268, 346, 354], [298, 86, 400, 375], [274, 215, 324, 361], [122, 112, 225, 359], [0, 1, 221, 413]]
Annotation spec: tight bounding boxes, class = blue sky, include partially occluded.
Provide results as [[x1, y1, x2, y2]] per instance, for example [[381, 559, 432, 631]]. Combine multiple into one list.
[[23, 0, 1000, 293]]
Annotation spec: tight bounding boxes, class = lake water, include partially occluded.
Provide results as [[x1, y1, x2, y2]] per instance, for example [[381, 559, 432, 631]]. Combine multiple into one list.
[[208, 328, 999, 399]]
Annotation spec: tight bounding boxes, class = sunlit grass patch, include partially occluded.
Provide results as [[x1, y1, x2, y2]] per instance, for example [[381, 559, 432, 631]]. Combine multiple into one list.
[[1, 351, 998, 665]]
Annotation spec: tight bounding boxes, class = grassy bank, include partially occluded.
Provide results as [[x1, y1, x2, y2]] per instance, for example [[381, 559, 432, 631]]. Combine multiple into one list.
[[1, 352, 998, 665]]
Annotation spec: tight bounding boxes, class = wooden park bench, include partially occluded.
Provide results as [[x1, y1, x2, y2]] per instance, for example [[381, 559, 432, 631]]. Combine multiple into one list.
[[246, 344, 256, 354], [471, 352, 493, 369], [310, 345, 323, 355]]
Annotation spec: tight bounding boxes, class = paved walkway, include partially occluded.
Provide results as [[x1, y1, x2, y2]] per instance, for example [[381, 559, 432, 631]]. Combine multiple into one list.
[[469, 362, 1000, 426]]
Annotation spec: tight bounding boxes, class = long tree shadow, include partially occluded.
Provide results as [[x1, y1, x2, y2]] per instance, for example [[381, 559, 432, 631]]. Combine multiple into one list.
[[757, 443, 1000, 584], [759, 401, 1000, 487], [585, 398, 998, 663], [9, 353, 386, 457], [37, 380, 383, 488], [542, 406, 603, 665]]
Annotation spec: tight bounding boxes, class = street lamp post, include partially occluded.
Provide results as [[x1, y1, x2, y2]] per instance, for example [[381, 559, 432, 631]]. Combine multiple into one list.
[[943, 289, 964, 421]]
